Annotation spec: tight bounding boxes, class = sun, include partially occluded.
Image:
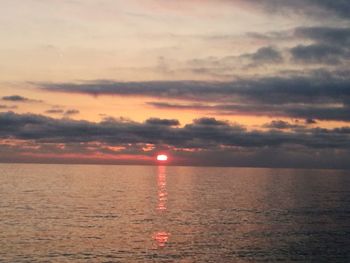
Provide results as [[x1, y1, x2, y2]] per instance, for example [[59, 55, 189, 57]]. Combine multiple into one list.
[[157, 154, 168, 161]]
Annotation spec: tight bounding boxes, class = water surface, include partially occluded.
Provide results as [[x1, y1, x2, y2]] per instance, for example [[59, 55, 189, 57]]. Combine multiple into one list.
[[1, 164, 350, 262]]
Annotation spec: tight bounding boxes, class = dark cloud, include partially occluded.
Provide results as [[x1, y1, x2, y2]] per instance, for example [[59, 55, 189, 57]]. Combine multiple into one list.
[[187, 26, 350, 73], [39, 74, 350, 121], [187, 46, 283, 74], [192, 117, 229, 126], [45, 109, 80, 116], [291, 26, 350, 65], [2, 95, 42, 103], [38, 73, 350, 105], [290, 44, 348, 64], [148, 101, 350, 122], [263, 120, 303, 130], [295, 26, 350, 46], [1, 111, 349, 150], [246, 0, 350, 19], [45, 109, 65, 114], [308, 0, 350, 19], [145, 118, 180, 126], [1, 111, 350, 168], [65, 109, 80, 116], [247, 46, 283, 63], [2, 95, 29, 102], [305, 118, 317, 124], [246, 26, 350, 66]]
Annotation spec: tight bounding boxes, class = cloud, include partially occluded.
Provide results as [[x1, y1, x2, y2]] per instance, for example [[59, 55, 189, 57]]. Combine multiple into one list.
[[1, 111, 349, 149], [291, 44, 348, 64], [1, 111, 350, 168], [186, 45, 284, 76], [45, 108, 80, 116], [192, 117, 230, 126], [295, 26, 350, 46], [38, 73, 350, 104], [244, 46, 283, 64], [2, 95, 43, 103], [305, 118, 317, 124], [145, 118, 180, 126], [65, 109, 80, 116], [263, 120, 304, 130], [292, 45, 344, 64], [39, 72, 350, 122], [245, 0, 350, 20], [45, 109, 65, 114], [185, 26, 350, 76], [148, 101, 350, 122]]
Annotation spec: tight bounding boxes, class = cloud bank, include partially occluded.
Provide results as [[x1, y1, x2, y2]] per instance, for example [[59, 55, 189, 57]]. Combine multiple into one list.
[[0, 111, 350, 168]]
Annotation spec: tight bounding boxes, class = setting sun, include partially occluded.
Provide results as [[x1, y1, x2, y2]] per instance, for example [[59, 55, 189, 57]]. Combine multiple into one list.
[[156, 154, 168, 161]]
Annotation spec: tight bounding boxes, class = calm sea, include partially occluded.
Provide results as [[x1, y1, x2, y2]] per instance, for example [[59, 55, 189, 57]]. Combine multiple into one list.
[[1, 164, 350, 262]]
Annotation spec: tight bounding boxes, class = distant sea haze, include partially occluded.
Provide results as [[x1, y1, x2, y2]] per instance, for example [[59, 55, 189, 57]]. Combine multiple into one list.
[[1, 163, 350, 262]]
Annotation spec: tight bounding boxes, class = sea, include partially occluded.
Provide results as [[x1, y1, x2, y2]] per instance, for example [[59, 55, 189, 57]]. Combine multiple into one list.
[[1, 163, 350, 262]]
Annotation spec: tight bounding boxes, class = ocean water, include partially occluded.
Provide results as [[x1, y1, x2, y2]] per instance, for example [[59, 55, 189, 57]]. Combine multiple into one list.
[[0, 164, 350, 262]]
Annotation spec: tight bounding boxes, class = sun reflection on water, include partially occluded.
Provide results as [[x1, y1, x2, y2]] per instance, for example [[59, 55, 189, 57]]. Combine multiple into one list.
[[153, 165, 170, 248], [157, 165, 167, 211]]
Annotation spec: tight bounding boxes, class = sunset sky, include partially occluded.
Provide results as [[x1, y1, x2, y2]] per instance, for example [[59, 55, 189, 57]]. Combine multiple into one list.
[[1, 0, 350, 168]]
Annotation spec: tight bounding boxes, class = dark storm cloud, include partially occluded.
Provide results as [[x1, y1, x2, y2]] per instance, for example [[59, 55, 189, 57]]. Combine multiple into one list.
[[1, 111, 350, 150], [145, 118, 180, 126], [2, 95, 43, 103]]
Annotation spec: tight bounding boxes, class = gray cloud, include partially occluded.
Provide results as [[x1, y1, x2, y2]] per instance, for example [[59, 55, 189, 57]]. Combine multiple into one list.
[[291, 44, 348, 64], [263, 120, 304, 130], [65, 109, 80, 116], [39, 73, 350, 122], [45, 109, 65, 114], [45, 108, 80, 116], [192, 117, 230, 126], [246, 0, 350, 19], [145, 118, 180, 126], [1, 111, 349, 150], [295, 26, 350, 45], [2, 95, 43, 103], [246, 46, 283, 64], [1, 111, 350, 168], [305, 118, 317, 124], [148, 101, 350, 122], [38, 73, 350, 105]]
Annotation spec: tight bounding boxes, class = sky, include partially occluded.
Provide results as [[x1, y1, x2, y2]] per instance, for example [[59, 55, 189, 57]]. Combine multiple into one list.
[[1, 0, 350, 168]]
